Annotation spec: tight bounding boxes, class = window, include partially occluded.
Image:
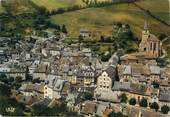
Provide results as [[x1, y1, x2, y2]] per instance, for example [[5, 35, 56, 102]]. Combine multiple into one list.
[[144, 48, 146, 51], [150, 43, 152, 50], [154, 43, 157, 51]]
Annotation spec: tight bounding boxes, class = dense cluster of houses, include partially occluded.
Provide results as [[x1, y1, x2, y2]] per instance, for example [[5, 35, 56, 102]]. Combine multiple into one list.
[[0, 24, 170, 117]]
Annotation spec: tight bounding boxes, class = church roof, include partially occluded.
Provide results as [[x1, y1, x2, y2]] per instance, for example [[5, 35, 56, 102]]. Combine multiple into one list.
[[147, 34, 160, 42]]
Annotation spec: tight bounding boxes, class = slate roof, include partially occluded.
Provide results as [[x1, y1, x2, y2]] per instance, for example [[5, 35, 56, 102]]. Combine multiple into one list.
[[97, 90, 120, 102], [150, 65, 161, 75], [148, 34, 160, 42], [112, 81, 131, 91], [131, 63, 150, 76], [130, 83, 147, 95], [105, 65, 116, 80], [47, 77, 65, 92], [76, 67, 95, 78], [159, 93, 170, 102]]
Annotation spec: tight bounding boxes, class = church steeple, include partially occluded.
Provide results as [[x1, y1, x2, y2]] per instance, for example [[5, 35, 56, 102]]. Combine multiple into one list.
[[144, 21, 149, 31]]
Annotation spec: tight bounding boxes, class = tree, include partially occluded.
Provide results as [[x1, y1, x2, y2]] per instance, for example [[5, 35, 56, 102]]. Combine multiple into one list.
[[101, 53, 112, 62], [150, 102, 159, 111], [120, 93, 127, 103], [129, 98, 136, 105], [0, 84, 10, 96], [37, 6, 48, 16], [61, 25, 67, 34], [161, 105, 169, 114], [31, 104, 52, 116], [25, 66, 32, 81], [0, 97, 25, 116], [156, 58, 168, 67], [100, 35, 105, 42], [15, 76, 22, 83], [0, 73, 8, 83], [8, 77, 14, 83], [152, 81, 159, 88], [158, 33, 167, 41], [139, 98, 148, 107], [32, 78, 41, 84], [78, 34, 83, 43], [82, 92, 93, 101]]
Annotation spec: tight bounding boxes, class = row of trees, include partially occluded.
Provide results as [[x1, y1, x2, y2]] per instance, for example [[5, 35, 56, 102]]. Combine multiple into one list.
[[120, 93, 170, 114], [31, 102, 79, 116]]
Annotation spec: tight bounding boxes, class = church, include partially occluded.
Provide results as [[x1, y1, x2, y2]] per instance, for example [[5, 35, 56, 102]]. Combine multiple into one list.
[[139, 22, 162, 59], [120, 22, 163, 64]]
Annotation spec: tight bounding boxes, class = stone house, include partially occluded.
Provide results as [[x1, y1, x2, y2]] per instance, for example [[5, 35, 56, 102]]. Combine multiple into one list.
[[76, 66, 96, 86], [44, 77, 66, 99]]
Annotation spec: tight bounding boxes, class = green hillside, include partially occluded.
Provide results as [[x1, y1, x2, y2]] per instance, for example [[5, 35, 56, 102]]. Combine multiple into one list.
[[50, 2, 170, 38], [0, 0, 35, 14], [0, 2, 5, 13], [31, 0, 86, 11]]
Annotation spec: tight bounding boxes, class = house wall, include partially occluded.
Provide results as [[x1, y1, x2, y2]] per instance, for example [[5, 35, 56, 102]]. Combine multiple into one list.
[[68, 76, 77, 85], [97, 72, 112, 92], [44, 86, 53, 99], [9, 73, 26, 80], [84, 77, 94, 86]]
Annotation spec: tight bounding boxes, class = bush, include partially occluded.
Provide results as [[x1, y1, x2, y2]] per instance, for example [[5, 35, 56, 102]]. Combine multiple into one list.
[[150, 102, 159, 111], [31, 104, 52, 116], [158, 33, 167, 41], [161, 105, 169, 114], [82, 92, 93, 101], [101, 53, 112, 62], [0, 84, 11, 96], [152, 81, 159, 88], [139, 98, 148, 107], [15, 76, 22, 83], [0, 97, 25, 116], [129, 98, 136, 105], [120, 93, 128, 103]]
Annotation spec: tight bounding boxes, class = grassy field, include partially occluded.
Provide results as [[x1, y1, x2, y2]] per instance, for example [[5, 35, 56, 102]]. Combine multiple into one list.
[[0, 0, 35, 14], [0, 2, 5, 13], [31, 0, 114, 11], [31, 0, 86, 11], [50, 1, 170, 38], [135, 0, 169, 24]]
